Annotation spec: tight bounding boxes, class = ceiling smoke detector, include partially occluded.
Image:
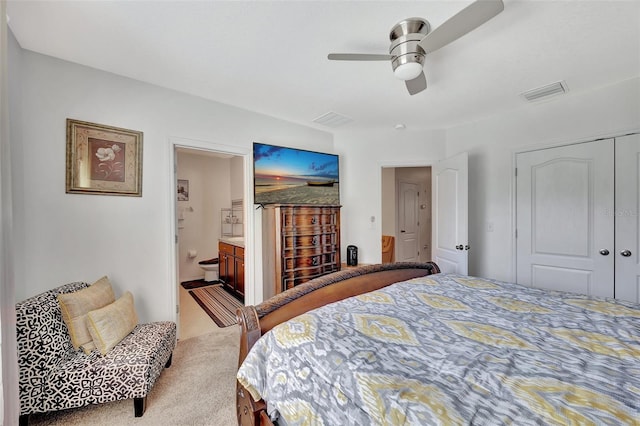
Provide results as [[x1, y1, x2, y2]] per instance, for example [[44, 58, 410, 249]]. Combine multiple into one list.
[[521, 81, 569, 102]]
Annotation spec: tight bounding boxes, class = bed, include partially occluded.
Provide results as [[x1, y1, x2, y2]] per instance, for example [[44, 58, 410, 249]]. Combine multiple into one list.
[[236, 262, 640, 425]]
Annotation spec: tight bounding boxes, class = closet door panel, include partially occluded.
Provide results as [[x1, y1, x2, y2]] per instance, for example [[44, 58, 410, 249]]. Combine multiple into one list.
[[516, 139, 615, 297], [615, 133, 640, 303]]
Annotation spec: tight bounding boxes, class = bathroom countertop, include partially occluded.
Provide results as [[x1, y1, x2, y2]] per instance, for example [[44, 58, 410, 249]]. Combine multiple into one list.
[[219, 237, 244, 247]]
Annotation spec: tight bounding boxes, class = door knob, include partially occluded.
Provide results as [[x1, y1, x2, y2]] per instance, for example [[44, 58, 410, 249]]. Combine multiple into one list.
[[621, 249, 632, 257], [599, 249, 610, 256], [455, 245, 464, 250]]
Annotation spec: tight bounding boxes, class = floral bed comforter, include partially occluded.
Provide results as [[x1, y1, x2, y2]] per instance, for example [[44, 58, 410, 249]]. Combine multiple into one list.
[[237, 273, 640, 425]]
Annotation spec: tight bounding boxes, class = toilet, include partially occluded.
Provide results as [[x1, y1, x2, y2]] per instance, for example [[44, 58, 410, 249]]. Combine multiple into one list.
[[198, 258, 219, 282]]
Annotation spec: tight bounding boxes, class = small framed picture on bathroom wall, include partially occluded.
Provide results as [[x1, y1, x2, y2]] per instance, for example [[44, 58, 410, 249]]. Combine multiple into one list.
[[66, 119, 143, 196], [177, 179, 189, 201]]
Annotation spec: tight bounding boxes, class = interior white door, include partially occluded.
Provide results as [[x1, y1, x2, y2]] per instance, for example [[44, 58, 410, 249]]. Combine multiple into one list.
[[516, 140, 614, 297], [398, 181, 419, 262], [614, 133, 640, 303], [432, 152, 468, 274]]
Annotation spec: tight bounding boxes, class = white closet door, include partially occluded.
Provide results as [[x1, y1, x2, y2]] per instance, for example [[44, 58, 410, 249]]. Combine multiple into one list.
[[615, 133, 640, 303], [432, 152, 468, 274], [516, 140, 614, 297]]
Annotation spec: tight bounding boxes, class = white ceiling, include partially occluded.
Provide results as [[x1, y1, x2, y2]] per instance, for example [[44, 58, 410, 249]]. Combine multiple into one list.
[[7, 1, 640, 132]]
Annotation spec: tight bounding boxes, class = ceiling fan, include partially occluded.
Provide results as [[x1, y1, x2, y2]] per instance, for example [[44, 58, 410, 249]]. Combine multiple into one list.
[[328, 0, 504, 95]]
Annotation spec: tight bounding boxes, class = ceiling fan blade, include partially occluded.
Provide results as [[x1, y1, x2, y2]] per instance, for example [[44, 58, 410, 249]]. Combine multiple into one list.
[[418, 0, 504, 54], [328, 53, 393, 61], [405, 72, 427, 95]]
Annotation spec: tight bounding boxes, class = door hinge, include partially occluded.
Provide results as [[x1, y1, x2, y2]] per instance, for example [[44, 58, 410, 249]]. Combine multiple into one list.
[[176, 304, 180, 314], [515, 229, 518, 238], [175, 235, 178, 244], [515, 168, 518, 177]]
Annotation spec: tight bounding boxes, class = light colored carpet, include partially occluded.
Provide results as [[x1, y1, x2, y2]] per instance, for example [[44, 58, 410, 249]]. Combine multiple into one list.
[[29, 326, 240, 426]]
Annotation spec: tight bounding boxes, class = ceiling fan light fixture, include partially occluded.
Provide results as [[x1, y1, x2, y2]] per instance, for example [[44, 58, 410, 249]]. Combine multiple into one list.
[[394, 62, 423, 81], [327, 0, 505, 95]]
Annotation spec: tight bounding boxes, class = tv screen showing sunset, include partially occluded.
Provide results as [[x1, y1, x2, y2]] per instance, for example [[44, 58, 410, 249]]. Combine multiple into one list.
[[253, 142, 340, 205]]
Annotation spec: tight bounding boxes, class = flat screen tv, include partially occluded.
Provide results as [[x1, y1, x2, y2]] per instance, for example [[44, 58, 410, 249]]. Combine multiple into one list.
[[253, 142, 340, 205]]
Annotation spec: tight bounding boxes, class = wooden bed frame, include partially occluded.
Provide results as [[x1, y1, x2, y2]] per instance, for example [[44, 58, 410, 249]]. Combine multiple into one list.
[[236, 262, 441, 426]]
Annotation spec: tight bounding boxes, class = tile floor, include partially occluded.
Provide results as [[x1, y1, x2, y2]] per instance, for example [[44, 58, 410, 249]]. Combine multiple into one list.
[[178, 283, 221, 340]]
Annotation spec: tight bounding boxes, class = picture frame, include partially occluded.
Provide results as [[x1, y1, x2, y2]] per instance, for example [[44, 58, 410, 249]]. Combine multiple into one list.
[[177, 179, 189, 201], [66, 119, 143, 196]]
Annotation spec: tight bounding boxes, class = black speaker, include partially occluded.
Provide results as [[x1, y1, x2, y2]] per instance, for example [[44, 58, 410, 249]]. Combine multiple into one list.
[[346, 245, 358, 266]]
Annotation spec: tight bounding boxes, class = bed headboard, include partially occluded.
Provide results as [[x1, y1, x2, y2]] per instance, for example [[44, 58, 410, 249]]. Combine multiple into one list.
[[237, 262, 440, 365]]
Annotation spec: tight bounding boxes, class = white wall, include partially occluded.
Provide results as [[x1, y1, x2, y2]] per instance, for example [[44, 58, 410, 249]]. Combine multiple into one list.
[[230, 156, 244, 202], [335, 129, 446, 264], [380, 167, 395, 236], [176, 152, 232, 282], [3, 25, 22, 426], [10, 46, 332, 320], [446, 77, 640, 282]]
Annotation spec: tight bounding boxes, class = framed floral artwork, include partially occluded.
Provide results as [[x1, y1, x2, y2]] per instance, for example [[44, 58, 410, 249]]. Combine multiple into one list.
[[66, 119, 143, 196]]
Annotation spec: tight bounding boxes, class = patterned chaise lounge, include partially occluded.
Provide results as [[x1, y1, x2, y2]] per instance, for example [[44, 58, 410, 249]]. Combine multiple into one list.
[[16, 282, 176, 425]]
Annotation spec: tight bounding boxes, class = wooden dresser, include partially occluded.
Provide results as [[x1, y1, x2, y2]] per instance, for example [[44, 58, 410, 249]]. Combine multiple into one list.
[[262, 205, 341, 297]]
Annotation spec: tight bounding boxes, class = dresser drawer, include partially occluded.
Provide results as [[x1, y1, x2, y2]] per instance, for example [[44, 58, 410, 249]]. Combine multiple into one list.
[[283, 245, 337, 258], [279, 206, 336, 216], [281, 264, 341, 290], [283, 233, 337, 249], [281, 212, 337, 228], [284, 252, 338, 270], [281, 226, 338, 239]]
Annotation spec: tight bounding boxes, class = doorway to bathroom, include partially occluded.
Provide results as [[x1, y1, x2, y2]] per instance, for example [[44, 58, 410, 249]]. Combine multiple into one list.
[[174, 145, 246, 340], [381, 166, 432, 264]]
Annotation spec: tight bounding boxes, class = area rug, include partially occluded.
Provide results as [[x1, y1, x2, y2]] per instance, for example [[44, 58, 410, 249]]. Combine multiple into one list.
[[180, 279, 221, 290], [189, 285, 244, 327]]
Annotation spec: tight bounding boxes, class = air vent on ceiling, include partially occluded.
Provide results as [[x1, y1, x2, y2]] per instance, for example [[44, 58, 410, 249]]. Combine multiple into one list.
[[521, 81, 568, 102], [312, 111, 353, 128]]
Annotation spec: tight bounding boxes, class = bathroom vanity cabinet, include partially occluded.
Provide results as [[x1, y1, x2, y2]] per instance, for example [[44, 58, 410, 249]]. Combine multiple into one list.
[[262, 205, 341, 298], [219, 241, 244, 302]]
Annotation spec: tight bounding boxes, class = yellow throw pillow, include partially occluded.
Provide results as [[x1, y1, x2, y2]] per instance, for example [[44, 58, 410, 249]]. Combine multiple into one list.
[[57, 276, 115, 349], [87, 291, 139, 355]]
